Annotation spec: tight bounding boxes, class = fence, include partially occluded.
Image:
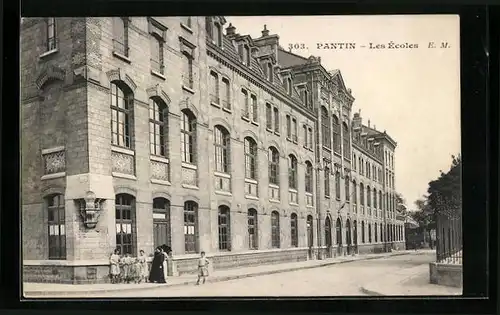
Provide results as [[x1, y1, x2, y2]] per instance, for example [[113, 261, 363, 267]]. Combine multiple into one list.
[[436, 206, 462, 265]]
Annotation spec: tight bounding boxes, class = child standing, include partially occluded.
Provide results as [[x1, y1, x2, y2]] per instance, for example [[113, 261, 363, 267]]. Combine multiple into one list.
[[137, 250, 149, 283], [196, 251, 210, 285], [109, 249, 121, 284], [120, 253, 133, 283]]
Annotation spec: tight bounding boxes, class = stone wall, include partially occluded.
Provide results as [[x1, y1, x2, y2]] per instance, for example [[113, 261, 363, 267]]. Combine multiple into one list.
[[429, 262, 463, 288]]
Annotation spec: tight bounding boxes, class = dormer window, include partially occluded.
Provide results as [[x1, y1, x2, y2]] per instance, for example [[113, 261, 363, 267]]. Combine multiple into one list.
[[287, 78, 292, 95], [214, 22, 222, 47], [267, 63, 273, 82], [239, 44, 251, 66], [304, 90, 309, 107]]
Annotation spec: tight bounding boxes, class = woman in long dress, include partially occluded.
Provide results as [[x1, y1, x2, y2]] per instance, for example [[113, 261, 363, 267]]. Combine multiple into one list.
[[148, 247, 166, 283], [160, 244, 171, 281], [109, 249, 121, 284], [137, 250, 149, 283]]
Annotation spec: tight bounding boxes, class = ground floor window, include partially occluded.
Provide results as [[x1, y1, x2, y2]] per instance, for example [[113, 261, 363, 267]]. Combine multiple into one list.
[[47, 194, 66, 259], [184, 201, 198, 253], [116, 194, 135, 255], [248, 209, 258, 249], [218, 205, 231, 251], [290, 213, 298, 247], [271, 211, 280, 248]]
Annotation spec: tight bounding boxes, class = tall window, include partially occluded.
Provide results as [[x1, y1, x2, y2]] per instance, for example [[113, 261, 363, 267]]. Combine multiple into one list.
[[241, 45, 250, 66], [304, 90, 309, 107], [324, 165, 330, 197], [287, 78, 293, 95], [184, 201, 198, 253], [182, 52, 193, 89], [308, 128, 313, 148], [379, 191, 383, 209], [332, 115, 341, 153], [46, 18, 57, 51], [273, 107, 280, 133], [288, 155, 298, 190], [111, 82, 133, 148], [150, 35, 164, 74], [374, 223, 378, 242], [268, 147, 280, 185], [182, 16, 192, 28], [214, 22, 222, 47], [153, 198, 171, 249], [367, 186, 371, 207], [149, 98, 168, 157], [345, 175, 350, 202], [181, 109, 197, 164], [343, 123, 350, 158], [218, 206, 231, 251], [353, 154, 357, 170], [267, 63, 273, 81], [115, 194, 135, 255], [266, 103, 272, 129], [335, 171, 341, 199], [360, 183, 365, 206], [251, 94, 258, 122], [291, 118, 297, 142], [368, 223, 372, 243], [305, 161, 313, 193], [361, 221, 365, 243], [244, 137, 257, 180], [47, 194, 66, 259], [321, 107, 331, 149], [290, 213, 298, 247], [113, 17, 129, 56], [286, 115, 291, 138], [271, 211, 280, 248], [373, 188, 377, 208], [210, 71, 219, 104], [214, 126, 230, 173], [241, 89, 249, 118], [359, 157, 363, 175], [303, 125, 308, 147], [221, 78, 231, 110], [248, 209, 258, 249], [353, 181, 357, 205]]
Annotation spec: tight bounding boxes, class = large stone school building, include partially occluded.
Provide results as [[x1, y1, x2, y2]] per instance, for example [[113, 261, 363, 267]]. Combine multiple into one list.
[[21, 16, 406, 283]]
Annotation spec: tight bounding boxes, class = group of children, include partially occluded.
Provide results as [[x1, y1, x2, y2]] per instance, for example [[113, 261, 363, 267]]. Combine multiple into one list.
[[109, 249, 149, 284]]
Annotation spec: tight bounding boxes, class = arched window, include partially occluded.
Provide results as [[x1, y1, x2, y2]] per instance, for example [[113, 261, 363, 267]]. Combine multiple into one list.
[[342, 122, 350, 158], [305, 161, 313, 193], [345, 175, 350, 202], [307, 215, 314, 248], [321, 107, 331, 149], [359, 183, 365, 206], [367, 186, 371, 207], [149, 98, 169, 158], [46, 18, 57, 51], [47, 194, 66, 259], [290, 213, 298, 247], [184, 201, 198, 253], [111, 82, 133, 148], [181, 109, 197, 164], [218, 205, 231, 251], [361, 221, 365, 243], [288, 154, 298, 190], [353, 153, 357, 170], [324, 164, 330, 197], [325, 216, 332, 247], [268, 147, 280, 185], [248, 209, 258, 249], [335, 171, 341, 199], [271, 211, 280, 248], [375, 223, 378, 242], [379, 191, 383, 210], [352, 180, 357, 205], [244, 137, 257, 180], [214, 125, 230, 173], [332, 115, 341, 153], [115, 193, 135, 255], [353, 220, 358, 245], [380, 224, 383, 242], [368, 223, 372, 243], [336, 218, 342, 246], [153, 197, 171, 249], [373, 188, 377, 209]]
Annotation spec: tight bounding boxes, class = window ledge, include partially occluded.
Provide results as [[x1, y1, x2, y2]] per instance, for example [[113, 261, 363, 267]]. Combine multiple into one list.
[[182, 85, 195, 94], [288, 189, 298, 193], [322, 146, 332, 152], [151, 179, 171, 186], [112, 172, 137, 180], [211, 102, 221, 108], [325, 195, 330, 199], [215, 191, 232, 197], [112, 145, 135, 156], [41, 146, 65, 155], [113, 51, 132, 64], [274, 131, 280, 136], [251, 121, 259, 127], [181, 162, 197, 170], [268, 184, 280, 189], [39, 48, 58, 59], [182, 184, 199, 190], [180, 23, 193, 33], [245, 178, 258, 184], [241, 116, 250, 122], [305, 192, 313, 196], [245, 195, 259, 201], [41, 172, 66, 181], [289, 202, 299, 207], [151, 69, 166, 80], [266, 127, 274, 133], [214, 171, 231, 179], [222, 107, 232, 114], [292, 140, 298, 145], [307, 205, 315, 209], [150, 155, 169, 164], [269, 199, 281, 204]]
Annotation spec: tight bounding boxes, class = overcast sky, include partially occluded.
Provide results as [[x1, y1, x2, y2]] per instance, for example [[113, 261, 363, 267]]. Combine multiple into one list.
[[226, 15, 461, 208]]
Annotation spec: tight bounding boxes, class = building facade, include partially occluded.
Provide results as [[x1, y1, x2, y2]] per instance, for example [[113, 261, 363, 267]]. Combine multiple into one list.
[[21, 16, 405, 284]]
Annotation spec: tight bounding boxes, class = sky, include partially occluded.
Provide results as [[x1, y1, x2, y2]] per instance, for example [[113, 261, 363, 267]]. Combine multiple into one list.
[[226, 15, 461, 209]]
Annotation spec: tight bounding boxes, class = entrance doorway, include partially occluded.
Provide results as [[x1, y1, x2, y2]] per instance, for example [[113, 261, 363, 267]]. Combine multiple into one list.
[[325, 216, 332, 258], [307, 215, 313, 259]]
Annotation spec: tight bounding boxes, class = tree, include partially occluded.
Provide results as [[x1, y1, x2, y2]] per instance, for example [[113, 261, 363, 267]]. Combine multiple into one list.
[[411, 197, 435, 248], [427, 154, 461, 219]]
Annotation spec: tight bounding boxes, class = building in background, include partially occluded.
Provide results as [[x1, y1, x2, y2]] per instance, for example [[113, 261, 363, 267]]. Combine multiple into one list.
[[21, 16, 405, 284]]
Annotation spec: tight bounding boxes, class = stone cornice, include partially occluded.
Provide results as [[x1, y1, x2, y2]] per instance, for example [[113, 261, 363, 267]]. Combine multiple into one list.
[[352, 142, 383, 164], [207, 43, 316, 122]]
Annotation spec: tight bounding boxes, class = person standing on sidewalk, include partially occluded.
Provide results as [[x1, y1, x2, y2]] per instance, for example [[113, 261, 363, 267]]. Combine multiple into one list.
[[196, 251, 210, 285], [109, 249, 121, 284], [137, 249, 149, 283], [149, 247, 166, 283]]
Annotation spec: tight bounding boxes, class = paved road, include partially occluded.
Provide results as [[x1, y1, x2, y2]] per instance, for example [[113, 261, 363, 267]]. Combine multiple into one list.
[[79, 252, 435, 297]]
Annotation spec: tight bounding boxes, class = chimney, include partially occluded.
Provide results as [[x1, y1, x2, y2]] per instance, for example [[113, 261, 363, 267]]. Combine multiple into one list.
[[226, 23, 236, 36], [262, 24, 269, 37], [374, 125, 376, 130], [368, 119, 371, 128]]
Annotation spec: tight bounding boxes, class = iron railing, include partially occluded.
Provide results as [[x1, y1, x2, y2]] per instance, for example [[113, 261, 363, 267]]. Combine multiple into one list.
[[436, 204, 462, 264]]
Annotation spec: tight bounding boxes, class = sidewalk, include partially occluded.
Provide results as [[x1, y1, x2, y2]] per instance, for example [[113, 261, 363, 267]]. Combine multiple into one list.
[[360, 263, 462, 296], [24, 250, 421, 297]]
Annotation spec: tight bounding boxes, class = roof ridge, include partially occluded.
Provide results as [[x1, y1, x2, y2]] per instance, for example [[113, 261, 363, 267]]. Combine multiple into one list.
[[278, 48, 309, 61]]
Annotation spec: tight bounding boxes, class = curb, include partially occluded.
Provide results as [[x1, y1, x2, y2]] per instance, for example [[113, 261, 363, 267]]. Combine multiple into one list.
[[359, 286, 384, 296], [23, 251, 416, 297]]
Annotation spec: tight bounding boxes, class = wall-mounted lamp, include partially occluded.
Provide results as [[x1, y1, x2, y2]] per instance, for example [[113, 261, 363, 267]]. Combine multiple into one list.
[[79, 191, 103, 229]]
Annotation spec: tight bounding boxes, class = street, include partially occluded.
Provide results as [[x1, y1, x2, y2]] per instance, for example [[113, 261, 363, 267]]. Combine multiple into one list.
[[78, 252, 436, 297]]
